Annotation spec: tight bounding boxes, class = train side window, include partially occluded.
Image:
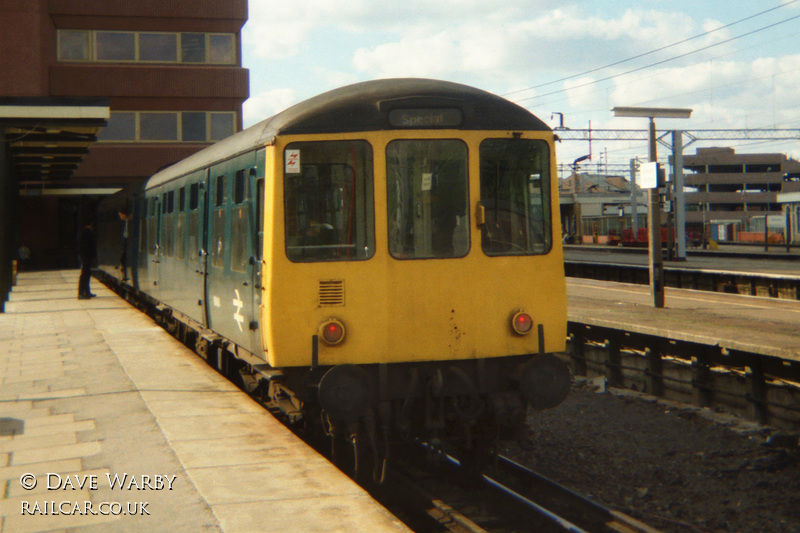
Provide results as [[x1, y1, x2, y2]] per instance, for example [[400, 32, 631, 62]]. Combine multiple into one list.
[[189, 183, 199, 210], [211, 209, 225, 268], [148, 198, 158, 254], [256, 178, 264, 261], [386, 139, 469, 259], [162, 192, 175, 256], [284, 140, 375, 262], [179, 187, 185, 211], [215, 175, 225, 207], [234, 169, 247, 204], [187, 182, 200, 257], [231, 206, 249, 272], [138, 199, 147, 254], [479, 138, 552, 256]]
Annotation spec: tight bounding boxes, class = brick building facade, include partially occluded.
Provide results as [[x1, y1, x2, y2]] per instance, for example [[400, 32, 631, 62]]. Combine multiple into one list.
[[0, 0, 248, 278]]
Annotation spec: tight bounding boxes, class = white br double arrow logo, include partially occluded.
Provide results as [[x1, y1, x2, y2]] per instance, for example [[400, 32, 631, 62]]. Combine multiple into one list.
[[232, 289, 245, 332]]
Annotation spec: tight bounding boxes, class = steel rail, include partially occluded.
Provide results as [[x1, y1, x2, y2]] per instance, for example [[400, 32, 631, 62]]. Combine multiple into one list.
[[491, 454, 660, 533], [436, 450, 659, 533]]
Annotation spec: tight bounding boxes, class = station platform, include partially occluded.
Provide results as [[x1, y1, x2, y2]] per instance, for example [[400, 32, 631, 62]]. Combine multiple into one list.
[[567, 277, 800, 361], [1, 271, 409, 533]]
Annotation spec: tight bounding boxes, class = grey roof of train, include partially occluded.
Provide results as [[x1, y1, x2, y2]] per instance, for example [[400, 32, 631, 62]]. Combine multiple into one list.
[[147, 78, 550, 190]]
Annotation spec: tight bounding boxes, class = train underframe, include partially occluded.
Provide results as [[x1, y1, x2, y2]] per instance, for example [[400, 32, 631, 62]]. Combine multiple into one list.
[[98, 271, 570, 481]]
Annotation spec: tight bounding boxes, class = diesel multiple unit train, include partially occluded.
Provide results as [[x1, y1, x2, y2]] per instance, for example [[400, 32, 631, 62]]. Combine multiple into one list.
[[96, 78, 570, 476]]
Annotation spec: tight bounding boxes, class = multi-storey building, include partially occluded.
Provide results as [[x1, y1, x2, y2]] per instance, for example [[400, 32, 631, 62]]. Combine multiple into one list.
[[0, 0, 248, 303], [683, 147, 800, 235]]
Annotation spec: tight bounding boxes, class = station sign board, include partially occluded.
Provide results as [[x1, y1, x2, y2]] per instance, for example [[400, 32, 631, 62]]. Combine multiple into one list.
[[639, 161, 660, 189]]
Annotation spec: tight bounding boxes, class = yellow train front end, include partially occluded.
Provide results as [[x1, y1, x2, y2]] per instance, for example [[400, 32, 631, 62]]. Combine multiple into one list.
[[262, 130, 567, 367], [254, 80, 569, 457]]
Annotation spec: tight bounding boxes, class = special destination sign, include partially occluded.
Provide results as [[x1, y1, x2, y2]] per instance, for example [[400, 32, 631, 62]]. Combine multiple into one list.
[[388, 108, 463, 128]]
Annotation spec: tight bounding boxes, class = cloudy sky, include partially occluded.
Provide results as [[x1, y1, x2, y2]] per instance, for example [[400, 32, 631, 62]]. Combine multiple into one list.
[[241, 0, 800, 174]]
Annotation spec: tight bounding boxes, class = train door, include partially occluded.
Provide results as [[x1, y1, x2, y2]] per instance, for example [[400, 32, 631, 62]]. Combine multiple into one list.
[[159, 189, 176, 303], [183, 171, 208, 325], [144, 193, 162, 296], [386, 139, 469, 259], [129, 194, 144, 289], [232, 165, 262, 352], [249, 153, 266, 358], [205, 151, 262, 355], [206, 169, 228, 333]]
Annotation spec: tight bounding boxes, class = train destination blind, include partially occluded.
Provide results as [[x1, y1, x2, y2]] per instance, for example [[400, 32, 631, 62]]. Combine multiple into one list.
[[388, 108, 463, 128]]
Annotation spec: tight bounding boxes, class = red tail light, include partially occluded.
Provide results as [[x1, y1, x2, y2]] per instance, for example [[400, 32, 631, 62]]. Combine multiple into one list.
[[511, 311, 533, 335], [319, 318, 345, 345]]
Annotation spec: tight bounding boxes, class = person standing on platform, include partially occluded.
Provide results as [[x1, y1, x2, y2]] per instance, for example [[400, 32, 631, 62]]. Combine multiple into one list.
[[77, 217, 97, 299]]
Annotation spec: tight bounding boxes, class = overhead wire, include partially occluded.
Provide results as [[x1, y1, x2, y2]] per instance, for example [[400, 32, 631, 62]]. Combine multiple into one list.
[[508, 0, 800, 105]]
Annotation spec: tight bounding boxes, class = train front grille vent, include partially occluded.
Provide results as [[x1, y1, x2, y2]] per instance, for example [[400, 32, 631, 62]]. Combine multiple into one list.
[[318, 280, 345, 307]]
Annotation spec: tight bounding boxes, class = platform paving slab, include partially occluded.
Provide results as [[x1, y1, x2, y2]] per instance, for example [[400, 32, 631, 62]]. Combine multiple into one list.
[[1, 270, 409, 532]]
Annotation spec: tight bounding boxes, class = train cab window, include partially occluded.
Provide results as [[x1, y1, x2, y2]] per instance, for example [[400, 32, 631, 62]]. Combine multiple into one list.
[[386, 139, 469, 259], [284, 140, 375, 262], [479, 138, 552, 256]]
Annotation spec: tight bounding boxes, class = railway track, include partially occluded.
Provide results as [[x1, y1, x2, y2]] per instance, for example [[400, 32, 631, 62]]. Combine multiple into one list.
[[564, 260, 800, 301], [374, 442, 660, 533]]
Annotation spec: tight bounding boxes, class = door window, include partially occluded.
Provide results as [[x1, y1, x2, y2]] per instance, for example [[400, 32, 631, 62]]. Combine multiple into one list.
[[386, 139, 469, 259]]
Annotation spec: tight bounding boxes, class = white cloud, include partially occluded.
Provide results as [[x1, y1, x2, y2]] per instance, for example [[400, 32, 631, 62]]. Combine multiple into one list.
[[242, 88, 298, 127], [242, 1, 800, 162]]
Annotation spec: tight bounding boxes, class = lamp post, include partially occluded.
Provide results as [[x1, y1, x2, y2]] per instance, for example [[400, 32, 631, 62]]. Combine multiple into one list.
[[612, 107, 692, 308]]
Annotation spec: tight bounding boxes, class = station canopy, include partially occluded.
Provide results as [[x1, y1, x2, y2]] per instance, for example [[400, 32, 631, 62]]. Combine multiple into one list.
[[0, 97, 108, 184]]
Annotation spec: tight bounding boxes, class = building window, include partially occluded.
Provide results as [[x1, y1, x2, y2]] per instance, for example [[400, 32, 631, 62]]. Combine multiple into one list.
[[210, 113, 235, 141], [140, 113, 178, 141], [181, 33, 206, 63], [58, 30, 90, 61], [96, 32, 135, 61], [57, 30, 237, 65], [99, 112, 136, 141], [139, 33, 178, 62], [97, 111, 236, 143], [182, 112, 207, 142], [209, 34, 235, 64]]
